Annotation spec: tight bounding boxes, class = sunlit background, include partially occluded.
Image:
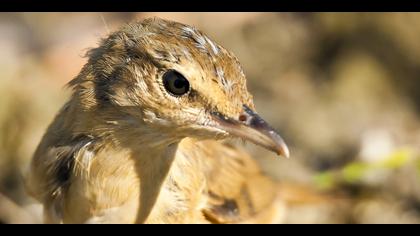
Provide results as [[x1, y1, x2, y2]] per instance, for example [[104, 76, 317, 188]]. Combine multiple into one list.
[[1, 12, 420, 224]]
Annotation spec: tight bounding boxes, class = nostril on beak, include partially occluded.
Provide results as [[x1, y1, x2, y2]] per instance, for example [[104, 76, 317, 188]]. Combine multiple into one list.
[[238, 114, 247, 123]]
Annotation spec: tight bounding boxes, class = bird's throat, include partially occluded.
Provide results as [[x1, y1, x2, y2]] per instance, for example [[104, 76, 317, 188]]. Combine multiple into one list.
[[129, 141, 180, 223]]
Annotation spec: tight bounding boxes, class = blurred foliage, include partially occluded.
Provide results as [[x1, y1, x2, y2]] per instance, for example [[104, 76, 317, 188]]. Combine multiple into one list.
[[0, 13, 420, 224], [314, 147, 417, 189]]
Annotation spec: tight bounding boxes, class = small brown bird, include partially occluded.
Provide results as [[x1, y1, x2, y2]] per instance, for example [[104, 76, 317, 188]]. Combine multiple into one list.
[[26, 18, 290, 224]]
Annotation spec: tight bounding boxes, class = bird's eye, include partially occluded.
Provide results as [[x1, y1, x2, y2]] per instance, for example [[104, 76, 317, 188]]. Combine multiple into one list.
[[162, 70, 190, 96]]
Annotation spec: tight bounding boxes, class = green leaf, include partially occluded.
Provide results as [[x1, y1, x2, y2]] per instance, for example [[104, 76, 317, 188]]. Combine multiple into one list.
[[341, 162, 369, 183]]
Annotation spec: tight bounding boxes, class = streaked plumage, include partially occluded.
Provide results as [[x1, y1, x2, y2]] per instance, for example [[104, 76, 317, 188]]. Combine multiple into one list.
[[26, 18, 289, 224]]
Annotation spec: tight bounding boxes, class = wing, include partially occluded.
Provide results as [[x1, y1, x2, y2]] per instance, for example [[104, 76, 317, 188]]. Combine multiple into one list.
[[181, 139, 286, 223]]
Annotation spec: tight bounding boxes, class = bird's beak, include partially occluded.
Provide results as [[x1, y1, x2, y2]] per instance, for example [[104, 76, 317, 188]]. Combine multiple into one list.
[[210, 105, 290, 158]]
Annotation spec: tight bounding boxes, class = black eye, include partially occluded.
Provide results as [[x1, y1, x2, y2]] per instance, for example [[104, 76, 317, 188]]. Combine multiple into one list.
[[162, 70, 190, 96]]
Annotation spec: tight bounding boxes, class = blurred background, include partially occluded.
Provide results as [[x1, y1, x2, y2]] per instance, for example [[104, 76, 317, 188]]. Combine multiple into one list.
[[0, 12, 420, 224]]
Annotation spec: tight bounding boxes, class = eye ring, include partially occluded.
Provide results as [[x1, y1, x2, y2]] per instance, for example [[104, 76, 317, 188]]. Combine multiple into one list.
[[162, 70, 190, 96]]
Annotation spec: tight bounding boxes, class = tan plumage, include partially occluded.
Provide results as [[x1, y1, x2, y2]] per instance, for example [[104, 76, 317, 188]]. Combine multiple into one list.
[[26, 18, 289, 223]]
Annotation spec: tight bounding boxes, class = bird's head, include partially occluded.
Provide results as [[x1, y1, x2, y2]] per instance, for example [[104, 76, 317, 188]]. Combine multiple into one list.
[[70, 18, 289, 157]]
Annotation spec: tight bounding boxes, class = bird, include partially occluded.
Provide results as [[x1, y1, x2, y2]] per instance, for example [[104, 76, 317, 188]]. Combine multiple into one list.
[[25, 17, 290, 224]]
